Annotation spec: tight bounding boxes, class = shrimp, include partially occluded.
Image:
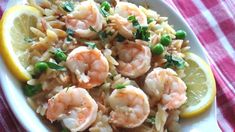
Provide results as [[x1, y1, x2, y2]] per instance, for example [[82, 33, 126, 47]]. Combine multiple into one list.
[[109, 1, 147, 39], [144, 68, 187, 110], [116, 40, 151, 78], [46, 86, 98, 131], [109, 85, 150, 128], [65, 0, 103, 38], [66, 46, 109, 89]]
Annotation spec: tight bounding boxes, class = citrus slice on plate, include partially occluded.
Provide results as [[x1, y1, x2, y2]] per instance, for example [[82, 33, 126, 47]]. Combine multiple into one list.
[[180, 52, 216, 118], [0, 5, 41, 81]]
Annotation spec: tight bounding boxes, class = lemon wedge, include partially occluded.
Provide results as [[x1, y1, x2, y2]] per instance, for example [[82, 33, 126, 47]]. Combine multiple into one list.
[[180, 52, 216, 118], [0, 5, 41, 81]]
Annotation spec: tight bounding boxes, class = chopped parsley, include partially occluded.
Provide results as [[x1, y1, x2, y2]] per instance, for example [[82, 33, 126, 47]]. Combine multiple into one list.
[[134, 26, 150, 41], [127, 15, 150, 41], [84, 42, 96, 49], [114, 84, 127, 89], [164, 54, 185, 69], [128, 15, 139, 27], [23, 84, 42, 97], [146, 116, 155, 125], [62, 1, 74, 12]]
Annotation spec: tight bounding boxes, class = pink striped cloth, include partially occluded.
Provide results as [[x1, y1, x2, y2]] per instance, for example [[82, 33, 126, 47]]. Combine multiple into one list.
[[0, 0, 235, 132]]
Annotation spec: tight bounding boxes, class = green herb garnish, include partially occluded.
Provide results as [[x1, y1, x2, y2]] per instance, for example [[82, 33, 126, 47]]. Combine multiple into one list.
[[146, 116, 155, 125], [134, 26, 150, 41], [46, 62, 66, 71], [127, 15, 150, 41], [100, 1, 111, 17], [101, 1, 111, 11], [24, 37, 35, 43], [128, 15, 139, 27], [84, 42, 96, 49], [66, 28, 75, 36], [147, 17, 155, 24], [89, 26, 97, 32], [61, 127, 70, 132], [62, 1, 74, 12], [89, 26, 108, 41], [114, 84, 127, 89], [164, 54, 185, 69], [23, 84, 42, 97], [116, 34, 126, 42]]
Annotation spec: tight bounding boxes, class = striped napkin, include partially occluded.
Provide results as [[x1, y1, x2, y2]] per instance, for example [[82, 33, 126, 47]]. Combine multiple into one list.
[[0, 0, 234, 132], [165, 0, 235, 131]]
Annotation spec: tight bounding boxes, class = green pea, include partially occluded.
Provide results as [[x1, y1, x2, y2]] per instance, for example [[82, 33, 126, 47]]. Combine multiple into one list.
[[101, 1, 111, 11], [175, 30, 187, 39], [55, 50, 67, 62], [34, 62, 48, 74], [151, 43, 164, 55], [160, 34, 172, 46]]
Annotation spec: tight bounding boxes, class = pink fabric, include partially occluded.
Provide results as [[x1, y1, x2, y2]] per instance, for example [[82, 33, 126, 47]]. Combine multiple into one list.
[[164, 0, 235, 131], [0, 0, 235, 132]]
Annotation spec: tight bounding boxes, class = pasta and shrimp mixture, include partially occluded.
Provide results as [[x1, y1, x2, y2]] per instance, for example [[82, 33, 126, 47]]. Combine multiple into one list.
[[24, 0, 190, 131]]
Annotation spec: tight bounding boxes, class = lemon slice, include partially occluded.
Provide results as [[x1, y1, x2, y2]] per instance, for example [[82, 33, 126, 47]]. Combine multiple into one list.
[[0, 5, 41, 81], [180, 52, 216, 118]]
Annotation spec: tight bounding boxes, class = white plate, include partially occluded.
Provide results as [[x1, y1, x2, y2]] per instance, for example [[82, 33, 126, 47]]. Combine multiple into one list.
[[0, 0, 221, 131]]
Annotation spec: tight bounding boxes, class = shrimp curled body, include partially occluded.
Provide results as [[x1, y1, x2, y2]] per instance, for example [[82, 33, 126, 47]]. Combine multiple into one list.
[[116, 40, 151, 78], [65, 0, 103, 38], [144, 68, 187, 110], [109, 85, 150, 128], [46, 87, 98, 131], [66, 46, 109, 89]]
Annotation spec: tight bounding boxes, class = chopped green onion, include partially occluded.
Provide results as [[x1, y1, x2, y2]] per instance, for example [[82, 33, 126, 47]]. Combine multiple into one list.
[[23, 84, 42, 97], [54, 49, 67, 63], [146, 116, 155, 125], [147, 17, 155, 24], [175, 30, 187, 39], [62, 1, 74, 12], [34, 62, 48, 74], [46, 62, 66, 71], [164, 54, 185, 69], [114, 84, 127, 89], [151, 43, 164, 55], [160, 34, 172, 46], [85, 42, 96, 49]]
